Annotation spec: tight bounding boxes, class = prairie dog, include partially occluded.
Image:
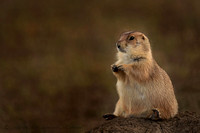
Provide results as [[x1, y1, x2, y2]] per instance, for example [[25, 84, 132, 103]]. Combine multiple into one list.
[[103, 31, 178, 120]]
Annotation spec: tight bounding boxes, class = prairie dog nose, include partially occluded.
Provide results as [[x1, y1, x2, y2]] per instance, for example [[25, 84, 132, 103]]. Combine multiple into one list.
[[116, 43, 121, 48]]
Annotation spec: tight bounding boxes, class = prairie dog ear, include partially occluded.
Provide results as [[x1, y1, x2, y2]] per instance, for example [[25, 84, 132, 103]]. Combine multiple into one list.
[[142, 35, 145, 40]]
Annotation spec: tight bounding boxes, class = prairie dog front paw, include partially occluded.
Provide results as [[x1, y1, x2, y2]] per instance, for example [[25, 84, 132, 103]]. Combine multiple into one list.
[[111, 64, 119, 72], [111, 64, 125, 72]]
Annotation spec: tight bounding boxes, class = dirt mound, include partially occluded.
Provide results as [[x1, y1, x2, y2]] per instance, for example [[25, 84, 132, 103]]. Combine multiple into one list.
[[88, 111, 200, 133]]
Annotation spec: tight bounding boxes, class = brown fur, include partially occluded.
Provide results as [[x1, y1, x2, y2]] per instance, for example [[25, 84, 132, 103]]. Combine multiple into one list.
[[112, 31, 178, 119]]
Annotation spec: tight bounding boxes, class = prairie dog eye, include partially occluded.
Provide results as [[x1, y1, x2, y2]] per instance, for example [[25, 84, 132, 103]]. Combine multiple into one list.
[[129, 36, 135, 40]]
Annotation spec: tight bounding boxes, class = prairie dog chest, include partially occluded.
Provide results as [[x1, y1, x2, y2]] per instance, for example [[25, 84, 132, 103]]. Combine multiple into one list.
[[116, 80, 147, 102]]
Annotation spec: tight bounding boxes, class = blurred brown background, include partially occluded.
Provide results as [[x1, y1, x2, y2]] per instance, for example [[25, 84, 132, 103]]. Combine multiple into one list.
[[0, 0, 200, 132]]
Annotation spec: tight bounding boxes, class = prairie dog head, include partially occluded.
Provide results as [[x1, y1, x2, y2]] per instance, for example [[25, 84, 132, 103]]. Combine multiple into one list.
[[116, 31, 152, 61]]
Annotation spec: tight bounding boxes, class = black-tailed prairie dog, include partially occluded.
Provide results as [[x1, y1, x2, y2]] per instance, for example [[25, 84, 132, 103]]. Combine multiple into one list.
[[103, 31, 178, 120]]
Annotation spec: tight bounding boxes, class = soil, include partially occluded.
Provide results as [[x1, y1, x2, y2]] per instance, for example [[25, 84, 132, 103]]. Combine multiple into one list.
[[88, 111, 200, 133]]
